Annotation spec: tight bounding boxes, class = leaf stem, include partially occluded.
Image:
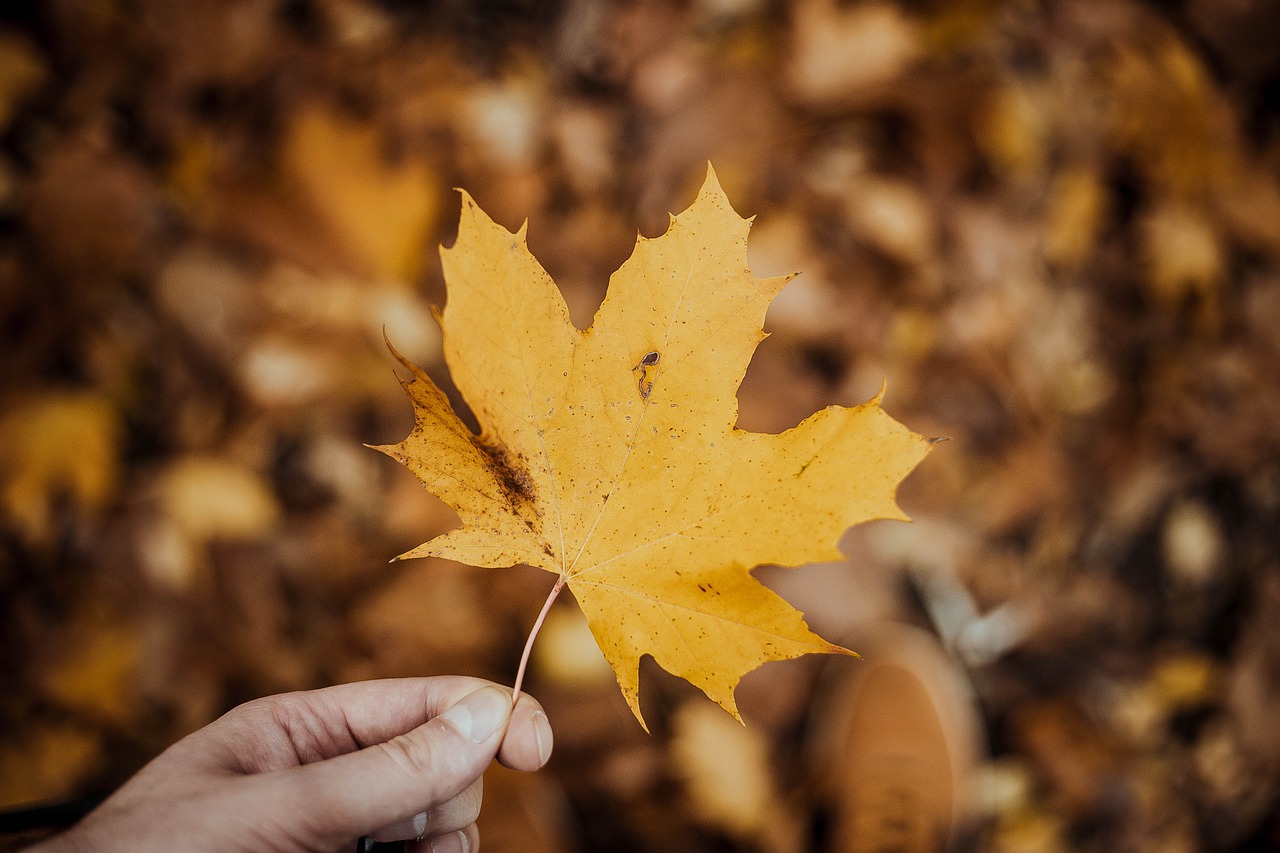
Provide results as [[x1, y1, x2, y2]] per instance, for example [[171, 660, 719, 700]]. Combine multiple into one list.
[[512, 575, 565, 702]]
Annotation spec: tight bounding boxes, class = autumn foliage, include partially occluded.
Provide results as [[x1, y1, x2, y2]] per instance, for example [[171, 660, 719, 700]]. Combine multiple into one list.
[[4, 1, 1280, 850]]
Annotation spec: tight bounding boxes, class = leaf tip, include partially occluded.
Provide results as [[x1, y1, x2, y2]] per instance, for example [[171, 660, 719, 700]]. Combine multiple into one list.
[[623, 689, 652, 734], [447, 187, 509, 249], [701, 160, 720, 192], [697, 162, 742, 216], [380, 330, 429, 384], [452, 187, 481, 225]]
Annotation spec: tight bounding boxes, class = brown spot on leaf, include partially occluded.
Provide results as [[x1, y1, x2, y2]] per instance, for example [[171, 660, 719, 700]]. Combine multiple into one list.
[[475, 440, 537, 507]]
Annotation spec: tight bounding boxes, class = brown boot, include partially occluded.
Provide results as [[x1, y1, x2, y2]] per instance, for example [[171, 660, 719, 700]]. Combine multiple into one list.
[[811, 623, 984, 853]]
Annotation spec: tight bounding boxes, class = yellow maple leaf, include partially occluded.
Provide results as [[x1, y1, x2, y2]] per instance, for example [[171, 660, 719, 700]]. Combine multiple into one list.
[[374, 167, 932, 728]]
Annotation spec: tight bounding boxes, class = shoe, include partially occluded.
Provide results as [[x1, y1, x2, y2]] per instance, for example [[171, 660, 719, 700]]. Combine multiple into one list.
[[809, 622, 984, 853]]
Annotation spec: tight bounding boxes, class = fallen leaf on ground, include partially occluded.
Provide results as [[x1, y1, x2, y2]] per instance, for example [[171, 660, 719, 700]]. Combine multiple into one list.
[[670, 699, 777, 838], [374, 167, 931, 727], [282, 105, 440, 282], [0, 390, 120, 544]]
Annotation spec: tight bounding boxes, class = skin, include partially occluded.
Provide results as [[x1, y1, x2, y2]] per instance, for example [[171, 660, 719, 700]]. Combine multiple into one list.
[[30, 677, 553, 853]]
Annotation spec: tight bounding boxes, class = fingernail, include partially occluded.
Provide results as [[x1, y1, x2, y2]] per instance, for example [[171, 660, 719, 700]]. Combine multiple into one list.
[[430, 829, 470, 853], [532, 709, 553, 766], [369, 810, 428, 842], [440, 686, 511, 743]]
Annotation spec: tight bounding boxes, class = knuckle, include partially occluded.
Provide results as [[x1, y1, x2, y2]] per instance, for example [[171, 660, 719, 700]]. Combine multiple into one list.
[[379, 730, 443, 779]]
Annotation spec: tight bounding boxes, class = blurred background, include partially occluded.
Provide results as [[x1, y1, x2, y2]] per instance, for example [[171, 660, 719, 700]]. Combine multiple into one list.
[[2, 0, 1280, 850]]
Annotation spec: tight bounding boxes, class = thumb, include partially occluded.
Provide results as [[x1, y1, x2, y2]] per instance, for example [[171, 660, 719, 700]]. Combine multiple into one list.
[[278, 685, 513, 844]]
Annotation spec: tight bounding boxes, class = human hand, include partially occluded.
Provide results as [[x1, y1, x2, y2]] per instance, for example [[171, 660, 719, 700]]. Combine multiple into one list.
[[31, 677, 553, 853]]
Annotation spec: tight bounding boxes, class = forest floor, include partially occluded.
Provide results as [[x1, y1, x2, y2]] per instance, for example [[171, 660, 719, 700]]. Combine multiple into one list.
[[3, 1, 1280, 850]]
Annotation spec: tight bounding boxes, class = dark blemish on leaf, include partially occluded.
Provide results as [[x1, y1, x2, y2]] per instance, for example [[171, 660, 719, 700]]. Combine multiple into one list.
[[633, 350, 661, 400], [475, 440, 537, 507]]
